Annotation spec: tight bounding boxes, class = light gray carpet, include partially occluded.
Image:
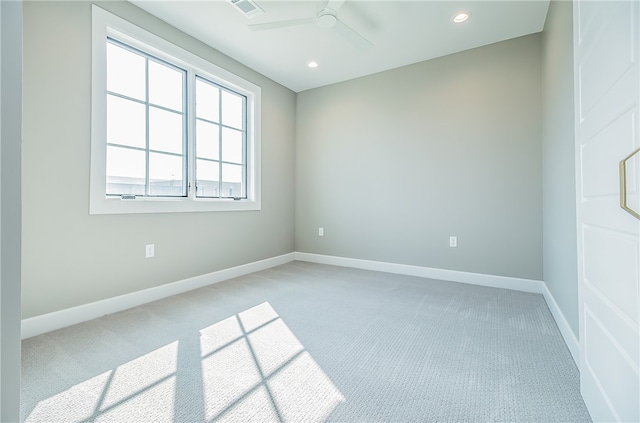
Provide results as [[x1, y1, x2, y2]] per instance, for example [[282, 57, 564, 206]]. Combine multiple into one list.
[[21, 261, 591, 422]]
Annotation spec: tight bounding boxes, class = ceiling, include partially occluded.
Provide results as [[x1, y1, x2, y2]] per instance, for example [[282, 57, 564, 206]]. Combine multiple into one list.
[[130, 0, 550, 93]]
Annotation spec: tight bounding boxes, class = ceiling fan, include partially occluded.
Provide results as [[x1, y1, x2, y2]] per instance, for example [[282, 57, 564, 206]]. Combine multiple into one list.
[[248, 0, 373, 49]]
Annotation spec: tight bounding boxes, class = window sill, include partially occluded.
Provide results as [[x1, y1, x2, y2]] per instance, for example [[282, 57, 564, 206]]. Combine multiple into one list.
[[89, 196, 261, 215]]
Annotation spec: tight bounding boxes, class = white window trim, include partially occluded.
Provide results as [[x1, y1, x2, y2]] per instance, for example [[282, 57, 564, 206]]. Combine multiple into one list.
[[90, 5, 261, 214]]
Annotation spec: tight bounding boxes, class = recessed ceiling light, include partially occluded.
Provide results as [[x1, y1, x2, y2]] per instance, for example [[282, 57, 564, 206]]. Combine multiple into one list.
[[453, 12, 470, 23], [307, 61, 319, 68]]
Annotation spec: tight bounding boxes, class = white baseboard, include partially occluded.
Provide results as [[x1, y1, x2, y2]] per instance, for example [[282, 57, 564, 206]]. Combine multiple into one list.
[[295, 252, 545, 293], [541, 285, 580, 365], [22, 250, 580, 368], [21, 252, 296, 339]]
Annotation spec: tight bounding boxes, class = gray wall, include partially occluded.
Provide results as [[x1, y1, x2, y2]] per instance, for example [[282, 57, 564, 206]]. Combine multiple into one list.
[[296, 34, 543, 281], [22, 1, 296, 319], [22, 1, 578, 339], [1, 1, 23, 420], [542, 0, 578, 337]]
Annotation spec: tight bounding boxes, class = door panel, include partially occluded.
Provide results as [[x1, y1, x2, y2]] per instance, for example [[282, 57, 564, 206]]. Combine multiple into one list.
[[575, 1, 640, 422], [583, 225, 639, 322], [584, 307, 639, 423], [578, 1, 634, 119]]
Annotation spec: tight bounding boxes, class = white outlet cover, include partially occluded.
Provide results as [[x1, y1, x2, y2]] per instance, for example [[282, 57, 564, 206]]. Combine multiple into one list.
[[145, 244, 155, 258]]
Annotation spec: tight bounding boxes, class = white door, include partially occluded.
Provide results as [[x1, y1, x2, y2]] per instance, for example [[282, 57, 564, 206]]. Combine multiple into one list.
[[574, 1, 640, 421]]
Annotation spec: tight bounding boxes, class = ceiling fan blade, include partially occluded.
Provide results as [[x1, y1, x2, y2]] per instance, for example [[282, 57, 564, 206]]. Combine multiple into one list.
[[333, 18, 373, 49], [326, 0, 346, 12], [249, 17, 316, 31]]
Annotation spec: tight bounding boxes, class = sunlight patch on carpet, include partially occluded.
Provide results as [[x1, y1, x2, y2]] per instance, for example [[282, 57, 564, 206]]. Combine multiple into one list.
[[25, 342, 178, 422], [200, 302, 344, 422]]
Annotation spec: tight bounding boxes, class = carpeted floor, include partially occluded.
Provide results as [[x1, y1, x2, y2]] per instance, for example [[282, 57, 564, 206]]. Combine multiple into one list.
[[21, 261, 592, 422]]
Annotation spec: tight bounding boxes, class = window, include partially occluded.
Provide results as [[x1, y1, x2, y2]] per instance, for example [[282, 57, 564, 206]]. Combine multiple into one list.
[[91, 6, 261, 214], [106, 40, 187, 198], [195, 77, 247, 199]]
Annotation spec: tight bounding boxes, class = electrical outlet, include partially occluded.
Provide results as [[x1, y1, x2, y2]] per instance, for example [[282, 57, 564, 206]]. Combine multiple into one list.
[[318, 227, 324, 237], [449, 236, 458, 248], [145, 244, 155, 258]]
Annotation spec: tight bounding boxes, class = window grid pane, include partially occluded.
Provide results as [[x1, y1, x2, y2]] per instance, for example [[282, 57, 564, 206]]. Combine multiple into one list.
[[106, 38, 187, 198], [148, 59, 184, 112], [149, 152, 185, 197], [196, 159, 219, 198], [107, 42, 145, 101], [221, 90, 244, 130], [106, 145, 146, 196], [195, 76, 247, 199], [149, 106, 184, 155], [196, 120, 220, 160], [221, 163, 246, 198], [221, 127, 243, 165], [196, 79, 220, 123], [107, 94, 146, 149]]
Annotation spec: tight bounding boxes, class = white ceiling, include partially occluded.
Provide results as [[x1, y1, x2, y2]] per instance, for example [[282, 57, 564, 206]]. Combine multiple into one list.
[[130, 0, 550, 93]]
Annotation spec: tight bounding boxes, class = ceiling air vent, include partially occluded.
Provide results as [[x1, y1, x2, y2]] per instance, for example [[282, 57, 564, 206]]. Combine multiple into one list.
[[228, 0, 264, 18]]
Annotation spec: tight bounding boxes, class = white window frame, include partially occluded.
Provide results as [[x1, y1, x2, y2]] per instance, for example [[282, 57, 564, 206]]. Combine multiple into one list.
[[90, 6, 261, 214]]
